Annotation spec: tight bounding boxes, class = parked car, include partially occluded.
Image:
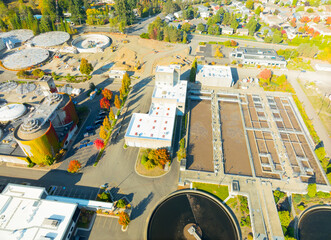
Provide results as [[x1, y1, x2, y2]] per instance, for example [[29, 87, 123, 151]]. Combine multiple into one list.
[[80, 139, 90, 145], [94, 119, 103, 125], [96, 115, 105, 120], [84, 132, 94, 137]]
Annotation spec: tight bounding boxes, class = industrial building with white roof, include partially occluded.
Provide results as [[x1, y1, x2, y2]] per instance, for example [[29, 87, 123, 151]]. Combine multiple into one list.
[[195, 65, 233, 87], [0, 184, 80, 240], [125, 65, 187, 149]]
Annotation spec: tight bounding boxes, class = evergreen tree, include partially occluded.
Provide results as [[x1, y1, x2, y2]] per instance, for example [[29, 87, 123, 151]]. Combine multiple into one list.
[[40, 16, 51, 33], [80, 58, 94, 75]]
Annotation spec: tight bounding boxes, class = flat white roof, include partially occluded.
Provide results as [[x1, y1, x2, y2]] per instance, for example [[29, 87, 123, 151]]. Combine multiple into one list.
[[155, 66, 175, 73], [0, 184, 77, 240], [126, 103, 176, 141], [153, 80, 187, 103], [196, 65, 232, 79]]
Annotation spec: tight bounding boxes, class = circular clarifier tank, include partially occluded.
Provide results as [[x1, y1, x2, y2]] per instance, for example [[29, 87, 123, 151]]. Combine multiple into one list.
[[298, 206, 331, 240], [72, 34, 111, 53], [0, 103, 27, 122], [31, 31, 70, 47], [147, 191, 239, 240], [1, 48, 49, 70]]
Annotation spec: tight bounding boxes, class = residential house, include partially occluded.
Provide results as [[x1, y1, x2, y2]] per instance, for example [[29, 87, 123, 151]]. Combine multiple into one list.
[[237, 28, 249, 35], [165, 13, 175, 22], [308, 22, 331, 36], [221, 26, 234, 35], [261, 14, 285, 26], [174, 11, 183, 19]]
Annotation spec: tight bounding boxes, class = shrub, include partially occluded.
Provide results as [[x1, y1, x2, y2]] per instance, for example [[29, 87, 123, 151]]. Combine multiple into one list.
[[140, 33, 149, 39], [238, 63, 243, 67], [44, 155, 55, 166], [298, 205, 305, 211], [316, 191, 330, 198], [17, 70, 29, 78], [116, 199, 126, 208], [238, 195, 249, 214], [32, 69, 45, 78], [98, 192, 111, 202], [279, 211, 291, 227], [240, 215, 251, 227], [307, 183, 316, 198], [141, 154, 148, 165], [67, 160, 82, 173], [118, 212, 130, 227], [292, 194, 302, 204]]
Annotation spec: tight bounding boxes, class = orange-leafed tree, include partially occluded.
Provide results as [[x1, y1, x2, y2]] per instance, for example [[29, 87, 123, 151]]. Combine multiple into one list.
[[148, 148, 170, 168], [103, 116, 111, 131], [118, 212, 130, 227], [114, 95, 121, 109], [313, 16, 320, 23], [102, 88, 113, 100], [290, 18, 296, 27], [313, 31, 320, 38], [99, 126, 108, 139], [100, 97, 110, 109], [68, 160, 82, 173], [94, 139, 105, 150], [308, 27, 314, 35], [326, 17, 331, 25], [258, 69, 272, 81], [300, 16, 310, 23], [230, 40, 237, 47]]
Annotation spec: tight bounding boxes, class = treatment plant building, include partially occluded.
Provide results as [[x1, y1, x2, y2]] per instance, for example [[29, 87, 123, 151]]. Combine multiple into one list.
[[13, 93, 78, 165], [0, 184, 80, 240], [195, 65, 233, 87], [125, 65, 187, 149]]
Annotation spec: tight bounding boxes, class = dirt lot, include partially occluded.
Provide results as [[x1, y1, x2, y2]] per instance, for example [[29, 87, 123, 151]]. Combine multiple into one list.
[[187, 100, 214, 172], [220, 101, 252, 176]]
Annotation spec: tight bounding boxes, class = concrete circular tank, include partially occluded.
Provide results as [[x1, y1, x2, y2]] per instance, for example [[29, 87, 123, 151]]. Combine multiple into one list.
[[0, 103, 26, 122], [31, 31, 70, 47], [147, 190, 240, 240], [1, 48, 49, 70], [298, 206, 331, 240], [0, 29, 34, 46], [72, 34, 111, 53]]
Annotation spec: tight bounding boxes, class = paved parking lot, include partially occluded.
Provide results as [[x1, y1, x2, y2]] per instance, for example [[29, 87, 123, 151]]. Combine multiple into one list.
[[48, 185, 99, 200], [88, 216, 127, 240]]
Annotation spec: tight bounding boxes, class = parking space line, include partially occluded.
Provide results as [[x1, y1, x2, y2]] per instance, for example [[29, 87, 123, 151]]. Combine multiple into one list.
[[102, 218, 107, 227]]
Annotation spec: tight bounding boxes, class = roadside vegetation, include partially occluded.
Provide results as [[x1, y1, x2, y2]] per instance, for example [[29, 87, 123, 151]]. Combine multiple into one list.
[[292, 184, 331, 215], [273, 190, 295, 240], [226, 195, 252, 239]]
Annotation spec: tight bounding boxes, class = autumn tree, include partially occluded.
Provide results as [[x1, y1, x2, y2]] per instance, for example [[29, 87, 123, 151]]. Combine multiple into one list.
[[94, 139, 105, 150], [100, 97, 110, 109], [230, 40, 237, 47], [327, 17, 331, 25], [99, 126, 108, 139], [109, 108, 115, 121], [290, 18, 296, 28], [118, 212, 130, 227], [102, 88, 113, 100], [313, 16, 320, 23], [300, 16, 310, 23], [103, 116, 111, 131], [80, 58, 94, 75], [148, 148, 170, 168], [214, 46, 223, 58], [67, 160, 81, 173], [258, 69, 272, 82], [121, 72, 131, 94], [114, 95, 121, 109]]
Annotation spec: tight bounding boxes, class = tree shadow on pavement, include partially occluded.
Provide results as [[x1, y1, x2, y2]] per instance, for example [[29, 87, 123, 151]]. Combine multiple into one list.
[[131, 192, 154, 220]]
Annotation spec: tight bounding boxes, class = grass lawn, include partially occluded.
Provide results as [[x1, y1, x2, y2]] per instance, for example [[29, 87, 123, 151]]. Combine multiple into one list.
[[287, 58, 314, 71], [298, 80, 331, 136], [192, 182, 229, 201]]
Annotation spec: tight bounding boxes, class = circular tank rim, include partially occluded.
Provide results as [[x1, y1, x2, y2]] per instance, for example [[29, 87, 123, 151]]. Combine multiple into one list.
[[71, 34, 111, 52], [0, 103, 26, 122], [297, 205, 331, 240], [31, 31, 70, 47], [144, 189, 241, 240]]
